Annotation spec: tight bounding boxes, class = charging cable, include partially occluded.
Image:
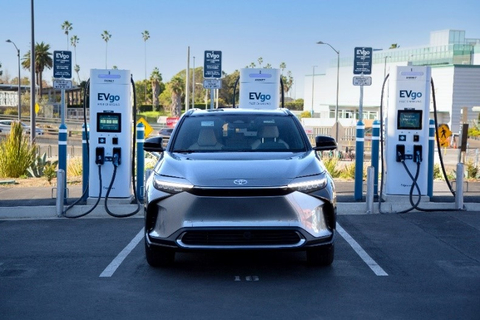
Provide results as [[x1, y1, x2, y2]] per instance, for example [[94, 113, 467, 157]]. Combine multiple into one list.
[[103, 76, 142, 218]]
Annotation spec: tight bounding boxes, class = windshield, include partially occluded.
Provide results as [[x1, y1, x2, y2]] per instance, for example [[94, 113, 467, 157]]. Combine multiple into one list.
[[171, 114, 308, 152]]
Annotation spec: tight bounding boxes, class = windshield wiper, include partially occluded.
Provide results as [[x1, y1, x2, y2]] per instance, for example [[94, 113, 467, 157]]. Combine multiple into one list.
[[173, 149, 196, 154]]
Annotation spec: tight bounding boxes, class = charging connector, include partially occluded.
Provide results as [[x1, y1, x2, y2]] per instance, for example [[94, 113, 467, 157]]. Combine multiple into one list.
[[95, 147, 105, 165], [113, 147, 121, 166], [396, 145, 405, 162], [413, 145, 422, 163]]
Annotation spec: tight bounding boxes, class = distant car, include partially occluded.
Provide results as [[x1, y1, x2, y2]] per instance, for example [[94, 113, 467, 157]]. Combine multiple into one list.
[[158, 128, 173, 138], [0, 120, 44, 135], [143, 108, 338, 267]]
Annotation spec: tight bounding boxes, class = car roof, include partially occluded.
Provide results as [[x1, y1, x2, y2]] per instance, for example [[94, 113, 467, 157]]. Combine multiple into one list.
[[184, 108, 294, 117]]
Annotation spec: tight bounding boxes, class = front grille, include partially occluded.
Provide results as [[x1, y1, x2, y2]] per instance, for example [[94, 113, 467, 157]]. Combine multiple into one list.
[[179, 230, 303, 246], [187, 187, 291, 197]]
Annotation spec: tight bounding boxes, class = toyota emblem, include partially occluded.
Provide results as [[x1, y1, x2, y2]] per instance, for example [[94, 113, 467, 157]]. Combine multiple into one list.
[[233, 179, 248, 185]]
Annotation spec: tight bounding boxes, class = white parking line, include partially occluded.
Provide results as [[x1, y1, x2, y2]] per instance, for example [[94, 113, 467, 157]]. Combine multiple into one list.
[[99, 228, 144, 278], [336, 223, 388, 276]]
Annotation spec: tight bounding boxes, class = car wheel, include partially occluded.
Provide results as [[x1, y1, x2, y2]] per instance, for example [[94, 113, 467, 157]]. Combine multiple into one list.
[[306, 243, 334, 266], [145, 238, 175, 267]]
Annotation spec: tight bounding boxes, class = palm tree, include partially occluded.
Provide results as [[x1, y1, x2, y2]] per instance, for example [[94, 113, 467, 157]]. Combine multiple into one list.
[[257, 57, 263, 67], [101, 30, 112, 68], [150, 67, 162, 111], [169, 76, 184, 117], [61, 21, 73, 50], [70, 35, 80, 82], [141, 30, 150, 102], [21, 42, 52, 97]]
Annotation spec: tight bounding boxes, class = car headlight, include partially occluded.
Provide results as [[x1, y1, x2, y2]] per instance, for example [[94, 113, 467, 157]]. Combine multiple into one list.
[[153, 176, 193, 194], [288, 177, 327, 193]]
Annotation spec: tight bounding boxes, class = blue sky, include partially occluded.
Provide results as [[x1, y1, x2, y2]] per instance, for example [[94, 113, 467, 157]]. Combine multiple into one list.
[[1, 0, 479, 99]]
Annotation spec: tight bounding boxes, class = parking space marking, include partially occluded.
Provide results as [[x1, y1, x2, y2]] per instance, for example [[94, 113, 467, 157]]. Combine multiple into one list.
[[99, 228, 144, 278], [337, 223, 388, 276]]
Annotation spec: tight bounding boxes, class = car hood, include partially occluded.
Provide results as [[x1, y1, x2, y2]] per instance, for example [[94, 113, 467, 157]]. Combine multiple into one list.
[[156, 151, 326, 187]]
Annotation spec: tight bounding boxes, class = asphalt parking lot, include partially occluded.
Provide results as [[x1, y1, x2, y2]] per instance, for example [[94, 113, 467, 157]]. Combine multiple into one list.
[[1, 211, 479, 320]]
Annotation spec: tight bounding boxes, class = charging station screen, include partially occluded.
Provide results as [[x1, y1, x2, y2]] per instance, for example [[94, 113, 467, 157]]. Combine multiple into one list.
[[397, 110, 422, 130], [97, 113, 121, 132]]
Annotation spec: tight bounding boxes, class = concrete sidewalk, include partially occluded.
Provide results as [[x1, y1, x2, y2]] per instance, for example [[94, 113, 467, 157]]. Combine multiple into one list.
[[0, 180, 479, 219]]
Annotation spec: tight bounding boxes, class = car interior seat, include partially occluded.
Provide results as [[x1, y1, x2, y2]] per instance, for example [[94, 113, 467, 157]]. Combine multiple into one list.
[[252, 125, 289, 150], [189, 128, 224, 150]]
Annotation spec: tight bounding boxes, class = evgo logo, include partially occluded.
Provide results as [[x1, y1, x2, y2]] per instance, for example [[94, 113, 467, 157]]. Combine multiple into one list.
[[399, 90, 422, 100], [98, 93, 120, 103], [249, 92, 271, 102]]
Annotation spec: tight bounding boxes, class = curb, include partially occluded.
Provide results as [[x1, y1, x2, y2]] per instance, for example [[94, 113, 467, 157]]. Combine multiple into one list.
[[0, 201, 474, 220]]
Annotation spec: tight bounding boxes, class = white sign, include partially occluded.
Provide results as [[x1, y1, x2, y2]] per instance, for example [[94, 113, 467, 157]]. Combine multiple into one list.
[[352, 76, 372, 86], [53, 79, 72, 89], [203, 79, 222, 89], [239, 68, 280, 110]]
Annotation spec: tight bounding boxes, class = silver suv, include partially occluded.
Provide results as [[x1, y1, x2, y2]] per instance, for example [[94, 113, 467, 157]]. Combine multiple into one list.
[[143, 108, 337, 267]]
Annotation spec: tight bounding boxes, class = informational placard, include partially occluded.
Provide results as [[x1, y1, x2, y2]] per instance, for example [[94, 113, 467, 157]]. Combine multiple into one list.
[[204, 51, 222, 78], [203, 79, 222, 89], [353, 76, 372, 86], [53, 50, 72, 78], [53, 79, 72, 89], [353, 47, 372, 75]]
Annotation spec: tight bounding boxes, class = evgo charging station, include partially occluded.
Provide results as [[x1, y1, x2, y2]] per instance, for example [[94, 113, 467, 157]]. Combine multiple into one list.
[[384, 66, 431, 196], [88, 69, 133, 199]]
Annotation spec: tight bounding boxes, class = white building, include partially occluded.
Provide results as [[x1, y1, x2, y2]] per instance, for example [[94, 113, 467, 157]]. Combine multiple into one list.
[[304, 30, 480, 134]]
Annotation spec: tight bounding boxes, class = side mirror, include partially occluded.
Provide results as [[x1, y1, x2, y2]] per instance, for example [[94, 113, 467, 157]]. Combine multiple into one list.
[[313, 135, 337, 151], [144, 136, 164, 152]]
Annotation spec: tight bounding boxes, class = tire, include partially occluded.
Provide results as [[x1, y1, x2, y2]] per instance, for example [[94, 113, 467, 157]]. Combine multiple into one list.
[[145, 238, 175, 267], [306, 243, 334, 266]]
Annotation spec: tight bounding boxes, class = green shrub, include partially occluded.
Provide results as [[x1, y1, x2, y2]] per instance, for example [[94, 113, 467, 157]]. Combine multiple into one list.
[[299, 111, 312, 119], [44, 163, 57, 184], [340, 163, 356, 179], [0, 122, 36, 178], [465, 160, 478, 179], [433, 163, 442, 180], [67, 157, 83, 177], [27, 153, 58, 178], [4, 108, 18, 115], [322, 157, 341, 178]]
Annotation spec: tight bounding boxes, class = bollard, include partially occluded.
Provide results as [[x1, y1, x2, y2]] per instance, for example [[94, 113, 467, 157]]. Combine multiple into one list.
[[81, 124, 89, 201], [56, 169, 65, 217], [455, 163, 464, 210], [371, 120, 380, 195], [136, 123, 145, 202], [354, 120, 365, 201], [366, 166, 374, 214], [58, 123, 68, 203], [428, 119, 435, 197]]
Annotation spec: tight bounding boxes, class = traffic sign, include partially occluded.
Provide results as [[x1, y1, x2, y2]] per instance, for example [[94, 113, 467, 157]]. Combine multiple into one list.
[[53, 79, 72, 89], [204, 50, 222, 78], [137, 117, 154, 137], [203, 79, 222, 89], [353, 47, 372, 75], [438, 124, 452, 147], [353, 76, 372, 86], [53, 50, 72, 78]]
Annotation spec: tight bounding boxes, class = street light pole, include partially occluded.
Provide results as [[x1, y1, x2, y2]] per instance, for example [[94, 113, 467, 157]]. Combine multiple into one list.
[[311, 65, 317, 117], [6, 39, 21, 121], [30, 0, 36, 145], [317, 41, 340, 142], [384, 55, 390, 79]]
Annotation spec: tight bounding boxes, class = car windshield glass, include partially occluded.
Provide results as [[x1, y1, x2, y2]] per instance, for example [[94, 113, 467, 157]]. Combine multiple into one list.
[[171, 114, 308, 152]]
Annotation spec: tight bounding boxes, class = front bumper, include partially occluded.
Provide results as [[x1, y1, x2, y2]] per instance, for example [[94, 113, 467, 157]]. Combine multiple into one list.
[[145, 190, 336, 250]]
